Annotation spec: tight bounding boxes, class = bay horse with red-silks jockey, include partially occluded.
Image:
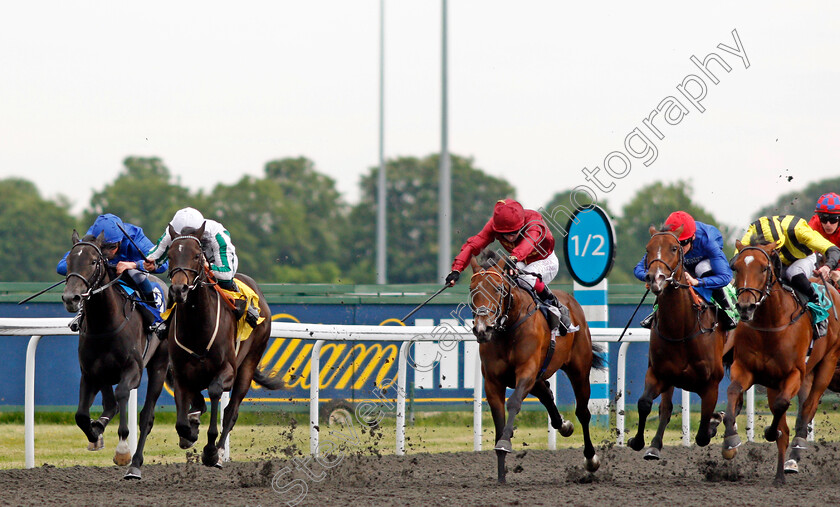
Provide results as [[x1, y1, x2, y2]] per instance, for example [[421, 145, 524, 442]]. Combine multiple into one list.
[[468, 252, 606, 484]]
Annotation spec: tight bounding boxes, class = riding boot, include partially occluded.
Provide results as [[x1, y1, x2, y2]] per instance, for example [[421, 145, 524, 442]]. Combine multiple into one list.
[[639, 311, 654, 329], [790, 273, 828, 338], [538, 286, 579, 335], [220, 279, 260, 327], [712, 287, 739, 331], [68, 310, 83, 332]]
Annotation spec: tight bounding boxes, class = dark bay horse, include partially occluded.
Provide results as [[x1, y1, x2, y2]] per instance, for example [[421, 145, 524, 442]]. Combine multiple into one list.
[[165, 223, 284, 467], [61, 231, 169, 480], [469, 254, 605, 483], [723, 239, 840, 484], [627, 226, 726, 459]]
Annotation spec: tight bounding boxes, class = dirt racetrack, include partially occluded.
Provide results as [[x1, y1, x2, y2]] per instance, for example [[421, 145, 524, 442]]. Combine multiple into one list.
[[3, 442, 840, 506]]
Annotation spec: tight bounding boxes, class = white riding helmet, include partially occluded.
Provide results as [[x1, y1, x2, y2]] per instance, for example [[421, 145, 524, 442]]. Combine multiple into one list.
[[170, 207, 205, 234]]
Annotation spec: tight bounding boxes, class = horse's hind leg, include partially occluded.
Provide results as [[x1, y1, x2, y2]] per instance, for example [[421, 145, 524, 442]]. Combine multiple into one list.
[[530, 380, 573, 436], [485, 377, 508, 484], [113, 366, 141, 466], [643, 386, 674, 460], [75, 376, 103, 450], [627, 369, 666, 453], [696, 383, 723, 447], [126, 350, 168, 480], [766, 389, 791, 485], [789, 354, 839, 471], [216, 365, 258, 461]]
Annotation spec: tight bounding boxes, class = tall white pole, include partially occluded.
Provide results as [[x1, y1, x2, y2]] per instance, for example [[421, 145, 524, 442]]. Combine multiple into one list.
[[376, 0, 387, 284], [437, 0, 451, 281]]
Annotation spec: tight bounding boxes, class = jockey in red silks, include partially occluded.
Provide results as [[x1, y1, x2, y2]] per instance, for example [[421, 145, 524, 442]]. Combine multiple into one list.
[[809, 192, 840, 284], [445, 198, 578, 335]]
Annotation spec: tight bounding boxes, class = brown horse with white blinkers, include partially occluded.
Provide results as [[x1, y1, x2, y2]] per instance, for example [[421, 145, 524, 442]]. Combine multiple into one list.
[[164, 223, 284, 467], [723, 239, 840, 484], [469, 253, 605, 483], [627, 226, 726, 459]]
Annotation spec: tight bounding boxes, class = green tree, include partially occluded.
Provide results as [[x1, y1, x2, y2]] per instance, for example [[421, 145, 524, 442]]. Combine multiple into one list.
[[202, 157, 347, 283], [346, 154, 515, 283], [613, 181, 733, 284], [753, 176, 840, 223], [85, 156, 193, 240], [540, 190, 617, 283], [0, 178, 77, 281]]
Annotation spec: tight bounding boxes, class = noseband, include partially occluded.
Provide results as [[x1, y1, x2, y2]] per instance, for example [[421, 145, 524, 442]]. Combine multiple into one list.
[[168, 235, 206, 292], [733, 246, 777, 308], [470, 269, 513, 331], [645, 232, 690, 289]]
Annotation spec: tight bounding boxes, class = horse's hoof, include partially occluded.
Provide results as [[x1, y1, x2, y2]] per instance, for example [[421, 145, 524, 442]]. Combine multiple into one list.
[[764, 426, 781, 442], [559, 420, 574, 438], [213, 459, 223, 469], [87, 434, 104, 452], [124, 467, 142, 480], [627, 436, 644, 452], [494, 440, 512, 453], [784, 459, 799, 474], [179, 437, 196, 450], [722, 434, 740, 460], [643, 447, 661, 460], [791, 436, 807, 450], [114, 451, 131, 466], [585, 454, 600, 473]]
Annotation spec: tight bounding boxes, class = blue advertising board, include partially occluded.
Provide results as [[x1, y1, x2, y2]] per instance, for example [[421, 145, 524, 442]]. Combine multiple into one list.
[[563, 206, 616, 287]]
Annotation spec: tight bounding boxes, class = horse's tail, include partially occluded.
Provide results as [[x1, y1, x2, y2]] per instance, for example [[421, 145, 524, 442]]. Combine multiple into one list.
[[253, 367, 287, 390], [591, 343, 608, 370]]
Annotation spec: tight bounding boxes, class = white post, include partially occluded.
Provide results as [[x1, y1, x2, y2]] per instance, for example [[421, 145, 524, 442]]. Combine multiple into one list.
[[219, 391, 230, 461], [309, 340, 324, 457], [128, 389, 138, 455], [547, 374, 557, 450], [746, 385, 755, 442], [25, 335, 42, 469], [808, 417, 815, 442], [473, 349, 482, 451], [681, 389, 690, 446], [396, 341, 409, 455], [616, 341, 630, 446]]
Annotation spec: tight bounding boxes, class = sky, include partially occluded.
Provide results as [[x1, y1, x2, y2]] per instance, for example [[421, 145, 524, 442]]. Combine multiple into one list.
[[2, 1, 839, 232]]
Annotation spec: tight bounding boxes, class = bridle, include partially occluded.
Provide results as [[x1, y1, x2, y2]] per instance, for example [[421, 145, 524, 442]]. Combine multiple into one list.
[[645, 232, 692, 290], [470, 269, 514, 332], [65, 241, 123, 299], [732, 246, 778, 308], [168, 235, 207, 292]]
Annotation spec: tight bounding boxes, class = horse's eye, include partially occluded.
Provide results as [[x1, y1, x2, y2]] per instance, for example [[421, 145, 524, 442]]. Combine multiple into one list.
[[671, 246, 679, 252]]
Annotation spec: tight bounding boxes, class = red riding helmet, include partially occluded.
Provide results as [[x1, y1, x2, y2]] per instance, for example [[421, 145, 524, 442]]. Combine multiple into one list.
[[492, 199, 525, 233], [816, 193, 840, 214], [665, 211, 696, 241]]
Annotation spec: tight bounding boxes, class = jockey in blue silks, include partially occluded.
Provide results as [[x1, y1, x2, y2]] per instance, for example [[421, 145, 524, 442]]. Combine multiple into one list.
[[633, 211, 737, 331], [57, 214, 168, 331]]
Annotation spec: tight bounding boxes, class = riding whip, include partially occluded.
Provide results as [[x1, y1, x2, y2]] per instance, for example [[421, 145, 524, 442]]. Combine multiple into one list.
[[115, 222, 151, 263], [18, 279, 67, 305], [400, 285, 449, 323], [617, 287, 650, 342]]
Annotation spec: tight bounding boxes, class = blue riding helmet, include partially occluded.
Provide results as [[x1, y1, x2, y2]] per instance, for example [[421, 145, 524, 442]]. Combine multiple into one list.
[[89, 214, 126, 244]]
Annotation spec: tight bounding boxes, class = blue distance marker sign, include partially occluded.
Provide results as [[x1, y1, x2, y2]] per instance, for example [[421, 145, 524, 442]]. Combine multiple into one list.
[[562, 205, 616, 287]]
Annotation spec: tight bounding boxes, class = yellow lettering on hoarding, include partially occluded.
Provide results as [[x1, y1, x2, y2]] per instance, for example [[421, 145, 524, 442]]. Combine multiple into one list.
[[283, 343, 313, 387], [319, 343, 347, 386], [269, 338, 301, 377]]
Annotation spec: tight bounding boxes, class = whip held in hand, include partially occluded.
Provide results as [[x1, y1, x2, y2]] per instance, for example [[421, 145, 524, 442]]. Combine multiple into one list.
[[618, 287, 650, 342], [18, 279, 67, 305], [400, 285, 449, 324], [115, 222, 150, 263]]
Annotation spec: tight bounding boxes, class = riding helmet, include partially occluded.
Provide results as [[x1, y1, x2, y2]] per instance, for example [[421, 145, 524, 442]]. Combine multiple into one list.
[[664, 211, 696, 241], [492, 199, 525, 233], [170, 207, 205, 233], [816, 193, 840, 214]]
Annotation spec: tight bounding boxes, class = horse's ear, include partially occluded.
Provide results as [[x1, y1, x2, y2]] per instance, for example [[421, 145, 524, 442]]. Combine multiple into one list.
[[72, 229, 80, 244], [648, 225, 657, 236], [735, 239, 744, 252], [673, 225, 684, 238], [168, 224, 178, 239], [95, 231, 105, 245], [195, 221, 206, 238], [469, 256, 480, 273]]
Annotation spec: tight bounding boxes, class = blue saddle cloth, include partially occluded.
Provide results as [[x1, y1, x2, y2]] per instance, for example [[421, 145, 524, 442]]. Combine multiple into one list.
[[119, 283, 164, 324]]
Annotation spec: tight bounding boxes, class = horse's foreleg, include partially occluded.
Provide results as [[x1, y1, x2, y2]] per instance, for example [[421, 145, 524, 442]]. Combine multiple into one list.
[[643, 386, 675, 459], [530, 380, 572, 436], [566, 363, 599, 472], [766, 389, 791, 485], [75, 376, 101, 450], [174, 379, 195, 450], [113, 366, 141, 467], [203, 364, 234, 468], [722, 364, 752, 460], [627, 369, 666, 453], [696, 383, 722, 447], [498, 376, 534, 452], [126, 351, 168, 480], [484, 377, 508, 484]]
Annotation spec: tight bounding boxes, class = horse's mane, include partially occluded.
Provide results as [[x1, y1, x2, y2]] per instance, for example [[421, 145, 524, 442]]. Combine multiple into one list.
[[657, 224, 671, 233], [746, 237, 774, 247], [478, 249, 502, 269], [179, 226, 201, 236], [81, 234, 98, 242]]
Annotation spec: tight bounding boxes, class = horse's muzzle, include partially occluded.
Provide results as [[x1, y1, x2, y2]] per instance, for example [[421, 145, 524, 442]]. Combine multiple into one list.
[[170, 284, 190, 304], [61, 292, 81, 313], [736, 301, 756, 322]]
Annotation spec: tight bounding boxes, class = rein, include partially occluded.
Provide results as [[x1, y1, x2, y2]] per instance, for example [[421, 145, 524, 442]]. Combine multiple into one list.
[[733, 246, 807, 332]]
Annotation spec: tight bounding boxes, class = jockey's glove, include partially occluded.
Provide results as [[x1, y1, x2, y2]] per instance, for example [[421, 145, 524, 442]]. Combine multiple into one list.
[[445, 270, 460, 286], [825, 246, 840, 271]]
